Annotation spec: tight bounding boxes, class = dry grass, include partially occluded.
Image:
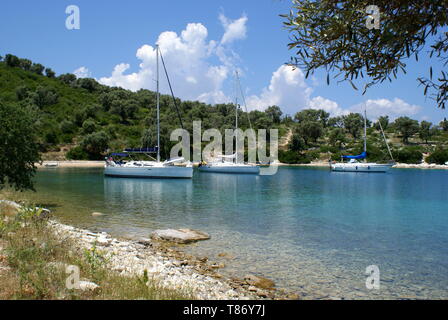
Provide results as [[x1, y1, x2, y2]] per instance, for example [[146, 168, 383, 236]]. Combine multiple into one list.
[[0, 203, 193, 300]]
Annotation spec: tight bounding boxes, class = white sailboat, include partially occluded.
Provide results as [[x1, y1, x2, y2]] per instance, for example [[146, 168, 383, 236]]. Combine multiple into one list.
[[104, 45, 193, 179], [330, 110, 395, 173], [198, 71, 259, 174]]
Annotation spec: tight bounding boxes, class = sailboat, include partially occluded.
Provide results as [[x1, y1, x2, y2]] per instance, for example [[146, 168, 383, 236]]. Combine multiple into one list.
[[198, 71, 259, 174], [104, 45, 193, 179], [330, 110, 395, 173]]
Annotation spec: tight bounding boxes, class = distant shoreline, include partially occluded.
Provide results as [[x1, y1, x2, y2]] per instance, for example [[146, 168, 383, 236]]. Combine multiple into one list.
[[36, 160, 448, 170]]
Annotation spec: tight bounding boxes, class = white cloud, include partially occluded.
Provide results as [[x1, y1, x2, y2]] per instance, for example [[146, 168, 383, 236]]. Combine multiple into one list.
[[73, 66, 91, 78], [350, 98, 421, 120], [95, 15, 425, 122], [309, 96, 348, 116], [246, 65, 341, 116], [99, 21, 242, 105], [219, 14, 248, 45]]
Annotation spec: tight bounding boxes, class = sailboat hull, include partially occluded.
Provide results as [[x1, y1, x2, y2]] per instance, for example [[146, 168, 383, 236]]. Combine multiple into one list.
[[330, 163, 393, 173], [104, 165, 193, 179]]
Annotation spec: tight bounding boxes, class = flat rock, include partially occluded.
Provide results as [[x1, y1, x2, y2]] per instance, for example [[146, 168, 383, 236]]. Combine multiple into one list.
[[150, 228, 210, 244], [244, 274, 275, 290], [78, 281, 99, 291]]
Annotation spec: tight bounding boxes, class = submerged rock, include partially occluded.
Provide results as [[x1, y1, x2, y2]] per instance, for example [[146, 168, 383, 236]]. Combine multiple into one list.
[[244, 274, 275, 290], [150, 228, 210, 244], [92, 212, 104, 217]]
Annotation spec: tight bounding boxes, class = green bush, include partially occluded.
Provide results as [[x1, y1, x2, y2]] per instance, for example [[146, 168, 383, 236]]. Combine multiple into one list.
[[66, 146, 89, 160], [394, 146, 423, 164], [426, 148, 448, 164], [278, 150, 311, 164]]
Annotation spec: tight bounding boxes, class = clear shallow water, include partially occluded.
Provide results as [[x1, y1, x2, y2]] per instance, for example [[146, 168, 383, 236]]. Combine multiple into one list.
[[18, 167, 448, 299]]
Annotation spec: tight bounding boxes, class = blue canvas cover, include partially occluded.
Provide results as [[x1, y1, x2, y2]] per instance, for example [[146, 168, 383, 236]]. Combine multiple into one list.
[[342, 151, 367, 160]]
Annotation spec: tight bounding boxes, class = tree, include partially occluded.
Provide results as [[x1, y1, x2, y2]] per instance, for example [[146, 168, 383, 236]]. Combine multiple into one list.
[[394, 117, 419, 143], [0, 102, 41, 191], [4, 54, 20, 67], [283, 1, 448, 109], [81, 119, 97, 134], [328, 127, 347, 149], [77, 78, 99, 92], [343, 113, 364, 139], [374, 116, 389, 131], [328, 116, 344, 128], [440, 118, 448, 132], [80, 131, 109, 159], [427, 148, 448, 164], [32, 86, 59, 108], [296, 120, 323, 145], [419, 121, 433, 143], [289, 133, 306, 152], [294, 109, 329, 127], [45, 68, 56, 78], [19, 58, 32, 71], [58, 73, 77, 85], [30, 63, 45, 75], [265, 106, 283, 123]]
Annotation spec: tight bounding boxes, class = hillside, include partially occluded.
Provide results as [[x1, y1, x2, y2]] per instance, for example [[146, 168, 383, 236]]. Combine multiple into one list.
[[1, 53, 448, 165]]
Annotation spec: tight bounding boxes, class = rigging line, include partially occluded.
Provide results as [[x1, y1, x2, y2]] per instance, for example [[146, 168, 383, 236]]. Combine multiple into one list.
[[235, 70, 253, 130], [378, 117, 394, 161], [159, 49, 184, 129]]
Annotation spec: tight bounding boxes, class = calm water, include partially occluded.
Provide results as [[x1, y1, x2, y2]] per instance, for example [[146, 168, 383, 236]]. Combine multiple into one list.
[[19, 167, 448, 299]]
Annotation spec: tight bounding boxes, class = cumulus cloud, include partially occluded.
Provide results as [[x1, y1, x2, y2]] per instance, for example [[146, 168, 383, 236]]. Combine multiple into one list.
[[309, 96, 348, 117], [99, 20, 240, 104], [245, 65, 347, 117], [219, 14, 248, 44], [350, 98, 421, 120], [96, 15, 424, 122], [73, 66, 91, 78]]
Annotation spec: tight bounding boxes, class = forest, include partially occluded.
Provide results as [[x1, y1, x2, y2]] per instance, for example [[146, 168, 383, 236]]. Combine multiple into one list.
[[1, 53, 448, 165]]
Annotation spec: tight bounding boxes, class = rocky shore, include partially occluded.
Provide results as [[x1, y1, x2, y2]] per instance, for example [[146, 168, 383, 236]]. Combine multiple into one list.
[[46, 220, 293, 300]]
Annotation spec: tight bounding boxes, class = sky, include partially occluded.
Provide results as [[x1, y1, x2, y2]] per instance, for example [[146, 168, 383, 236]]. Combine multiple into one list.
[[1, 0, 447, 123]]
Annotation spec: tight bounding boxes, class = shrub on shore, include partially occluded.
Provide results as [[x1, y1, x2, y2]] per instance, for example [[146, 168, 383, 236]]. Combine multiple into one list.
[[427, 148, 448, 164], [0, 203, 192, 300]]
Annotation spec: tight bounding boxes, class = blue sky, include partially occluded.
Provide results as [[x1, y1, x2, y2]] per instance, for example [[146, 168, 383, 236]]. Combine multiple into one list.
[[1, 0, 447, 123]]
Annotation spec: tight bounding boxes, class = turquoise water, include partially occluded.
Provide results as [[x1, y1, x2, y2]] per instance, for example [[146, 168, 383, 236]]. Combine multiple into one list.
[[24, 167, 448, 299]]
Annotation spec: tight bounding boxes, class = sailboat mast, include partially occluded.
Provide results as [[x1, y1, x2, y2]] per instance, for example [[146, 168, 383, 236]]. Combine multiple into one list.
[[364, 109, 367, 154], [156, 45, 160, 163], [235, 71, 239, 164]]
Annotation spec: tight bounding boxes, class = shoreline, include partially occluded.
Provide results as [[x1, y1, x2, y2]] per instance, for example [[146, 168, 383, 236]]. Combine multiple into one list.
[[46, 219, 293, 300], [37, 160, 448, 170]]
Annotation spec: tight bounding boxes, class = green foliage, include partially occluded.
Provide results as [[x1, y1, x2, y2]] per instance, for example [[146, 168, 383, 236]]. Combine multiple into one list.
[[80, 131, 109, 159], [394, 146, 423, 164], [427, 148, 448, 164], [0, 102, 41, 191], [296, 120, 323, 145], [282, 0, 448, 109], [66, 146, 89, 160], [265, 105, 283, 123], [394, 117, 419, 143], [82, 119, 97, 134], [278, 150, 310, 164], [419, 121, 433, 143], [343, 113, 364, 139]]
